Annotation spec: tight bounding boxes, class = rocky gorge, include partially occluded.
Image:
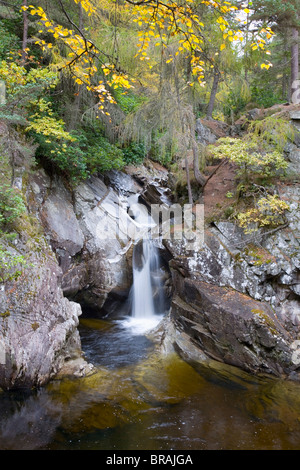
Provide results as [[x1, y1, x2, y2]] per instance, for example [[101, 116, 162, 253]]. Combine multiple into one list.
[[0, 109, 300, 391]]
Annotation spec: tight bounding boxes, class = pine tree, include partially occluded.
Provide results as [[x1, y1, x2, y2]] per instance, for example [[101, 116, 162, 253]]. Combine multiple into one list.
[[250, 0, 300, 103]]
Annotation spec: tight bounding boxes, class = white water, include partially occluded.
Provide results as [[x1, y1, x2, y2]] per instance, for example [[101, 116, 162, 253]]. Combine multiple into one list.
[[121, 238, 165, 335], [132, 239, 155, 319], [118, 195, 167, 335]]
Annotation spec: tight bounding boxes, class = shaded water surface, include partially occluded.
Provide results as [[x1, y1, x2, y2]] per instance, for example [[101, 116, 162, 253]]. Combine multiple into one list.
[[1, 317, 300, 450]]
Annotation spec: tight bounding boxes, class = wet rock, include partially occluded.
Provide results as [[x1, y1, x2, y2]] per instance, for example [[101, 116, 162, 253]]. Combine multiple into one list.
[[164, 180, 300, 378], [28, 172, 137, 311], [141, 181, 172, 206], [40, 182, 84, 258], [0, 237, 84, 390], [105, 169, 142, 196], [169, 270, 295, 378]]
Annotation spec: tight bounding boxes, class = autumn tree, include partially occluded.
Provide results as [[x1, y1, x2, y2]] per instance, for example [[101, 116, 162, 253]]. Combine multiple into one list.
[[0, 0, 275, 189], [19, 1, 273, 107]]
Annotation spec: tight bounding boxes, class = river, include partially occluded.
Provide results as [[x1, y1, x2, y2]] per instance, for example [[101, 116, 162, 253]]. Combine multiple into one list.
[[1, 314, 300, 450]]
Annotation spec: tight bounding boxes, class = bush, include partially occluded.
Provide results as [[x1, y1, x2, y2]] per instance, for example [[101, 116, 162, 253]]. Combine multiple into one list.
[[0, 245, 26, 283], [209, 136, 288, 184], [34, 128, 126, 182], [237, 195, 290, 234], [0, 21, 19, 61], [114, 89, 147, 115], [87, 135, 125, 172], [121, 141, 146, 165], [0, 184, 26, 227], [250, 84, 283, 109]]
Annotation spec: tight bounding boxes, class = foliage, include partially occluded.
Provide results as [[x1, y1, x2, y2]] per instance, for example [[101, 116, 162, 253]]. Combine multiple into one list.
[[237, 194, 290, 233], [27, 114, 76, 142], [0, 184, 27, 283], [34, 127, 126, 181], [87, 135, 125, 172], [0, 0, 284, 191], [247, 116, 295, 152], [121, 141, 146, 165], [210, 135, 288, 183], [0, 60, 58, 95], [223, 80, 251, 118], [0, 245, 26, 283], [113, 89, 147, 115], [0, 21, 19, 61], [0, 184, 26, 227], [250, 84, 284, 109], [19, 0, 274, 109]]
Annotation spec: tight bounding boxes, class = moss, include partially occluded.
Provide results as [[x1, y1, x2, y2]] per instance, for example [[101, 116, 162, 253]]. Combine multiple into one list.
[[0, 310, 10, 318], [243, 244, 275, 266], [251, 308, 277, 335]]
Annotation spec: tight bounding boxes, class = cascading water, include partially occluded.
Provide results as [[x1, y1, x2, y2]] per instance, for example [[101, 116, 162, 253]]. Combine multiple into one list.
[[131, 238, 156, 319], [131, 238, 166, 318], [122, 238, 165, 335], [119, 192, 169, 334]]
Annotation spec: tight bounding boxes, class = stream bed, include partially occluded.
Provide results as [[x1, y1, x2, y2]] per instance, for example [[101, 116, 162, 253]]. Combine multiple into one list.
[[1, 316, 300, 450]]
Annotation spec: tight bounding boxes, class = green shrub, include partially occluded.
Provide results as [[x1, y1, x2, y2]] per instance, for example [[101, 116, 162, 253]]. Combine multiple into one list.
[[0, 21, 19, 61], [209, 136, 288, 184], [250, 84, 283, 109], [114, 89, 147, 115], [87, 135, 125, 172], [0, 246, 26, 283], [0, 184, 26, 227], [121, 141, 146, 165], [34, 129, 126, 182]]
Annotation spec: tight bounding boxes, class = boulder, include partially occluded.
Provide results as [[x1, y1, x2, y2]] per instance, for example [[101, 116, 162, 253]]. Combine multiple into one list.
[[28, 171, 159, 313], [0, 236, 85, 390], [169, 269, 296, 378]]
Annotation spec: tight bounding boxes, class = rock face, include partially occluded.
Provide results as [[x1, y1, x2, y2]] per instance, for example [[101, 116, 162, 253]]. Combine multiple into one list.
[[29, 172, 136, 312], [0, 232, 85, 390], [169, 270, 294, 378], [162, 119, 300, 380], [29, 161, 172, 314], [164, 212, 300, 379], [0, 150, 170, 389]]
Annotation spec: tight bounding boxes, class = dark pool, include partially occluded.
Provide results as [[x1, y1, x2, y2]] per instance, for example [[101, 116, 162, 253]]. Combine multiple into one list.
[[1, 316, 300, 450]]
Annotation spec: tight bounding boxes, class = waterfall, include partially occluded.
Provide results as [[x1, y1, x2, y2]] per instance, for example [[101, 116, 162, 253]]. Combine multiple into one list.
[[131, 238, 166, 319], [119, 194, 168, 335], [121, 238, 166, 335], [131, 239, 155, 319]]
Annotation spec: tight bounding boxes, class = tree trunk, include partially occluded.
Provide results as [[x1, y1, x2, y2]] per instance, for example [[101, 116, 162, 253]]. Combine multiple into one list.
[[21, 0, 28, 66], [192, 141, 206, 187], [185, 155, 193, 204], [291, 27, 299, 104], [190, 123, 206, 187], [206, 69, 220, 120], [79, 4, 83, 31]]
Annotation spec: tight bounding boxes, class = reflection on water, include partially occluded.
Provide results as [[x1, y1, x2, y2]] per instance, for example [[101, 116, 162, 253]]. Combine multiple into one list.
[[1, 317, 300, 450]]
